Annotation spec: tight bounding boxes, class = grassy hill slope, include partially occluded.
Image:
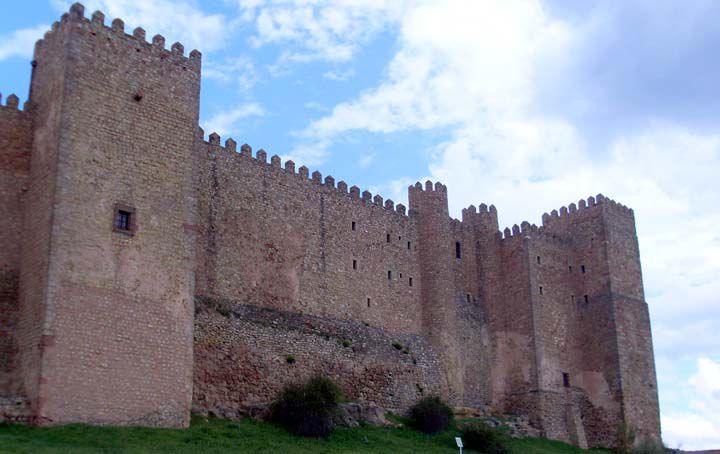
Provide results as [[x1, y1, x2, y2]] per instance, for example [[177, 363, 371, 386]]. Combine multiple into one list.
[[0, 415, 613, 453]]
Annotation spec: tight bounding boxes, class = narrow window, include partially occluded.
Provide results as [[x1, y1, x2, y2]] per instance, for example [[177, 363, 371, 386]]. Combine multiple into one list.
[[352, 221, 356, 231], [563, 373, 570, 388], [407, 241, 411, 250], [352, 259, 357, 270], [568, 265, 572, 273], [113, 203, 136, 235], [367, 298, 371, 308], [117, 210, 131, 231], [409, 277, 413, 287], [466, 294, 471, 303], [581, 265, 586, 274], [398, 235, 402, 240], [388, 270, 392, 280], [387, 233, 391, 243], [399, 272, 403, 278], [571, 295, 575, 303], [539, 286, 543, 295], [584, 295, 589, 303], [456, 241, 462, 259], [537, 256, 541, 265]]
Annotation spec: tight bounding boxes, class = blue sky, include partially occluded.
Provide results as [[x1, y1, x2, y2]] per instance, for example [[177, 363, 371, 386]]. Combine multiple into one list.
[[2, 1, 719, 449]]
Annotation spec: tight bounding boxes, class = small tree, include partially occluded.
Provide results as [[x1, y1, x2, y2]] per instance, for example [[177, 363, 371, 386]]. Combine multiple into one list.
[[269, 375, 343, 438], [408, 395, 454, 434]]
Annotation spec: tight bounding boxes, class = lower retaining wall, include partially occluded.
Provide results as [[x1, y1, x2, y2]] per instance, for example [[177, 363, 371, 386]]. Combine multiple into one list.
[[192, 298, 448, 418]]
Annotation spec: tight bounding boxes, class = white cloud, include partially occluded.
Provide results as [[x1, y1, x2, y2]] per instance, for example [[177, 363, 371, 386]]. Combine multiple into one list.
[[357, 152, 376, 168], [0, 25, 48, 62], [304, 101, 328, 112], [201, 103, 266, 137], [204, 56, 259, 93], [662, 358, 720, 450], [283, 140, 330, 168], [52, 0, 227, 52], [307, 0, 571, 137], [688, 358, 720, 397], [230, 0, 412, 63], [323, 68, 356, 81]]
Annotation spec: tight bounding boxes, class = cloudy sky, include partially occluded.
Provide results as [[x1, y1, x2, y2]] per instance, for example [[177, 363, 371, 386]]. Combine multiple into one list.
[[2, 0, 719, 449]]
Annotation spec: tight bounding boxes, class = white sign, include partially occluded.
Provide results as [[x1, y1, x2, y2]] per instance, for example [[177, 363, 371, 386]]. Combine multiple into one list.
[[455, 437, 463, 448]]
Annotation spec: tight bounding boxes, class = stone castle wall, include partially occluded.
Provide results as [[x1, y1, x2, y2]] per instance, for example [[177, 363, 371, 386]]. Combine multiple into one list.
[[0, 3, 661, 448], [195, 138, 422, 334], [0, 98, 32, 396]]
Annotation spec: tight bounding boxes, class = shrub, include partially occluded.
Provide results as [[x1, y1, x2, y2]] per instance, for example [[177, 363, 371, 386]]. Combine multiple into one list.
[[392, 341, 403, 350], [408, 396, 454, 434], [460, 421, 509, 454], [269, 376, 343, 438], [285, 355, 295, 364]]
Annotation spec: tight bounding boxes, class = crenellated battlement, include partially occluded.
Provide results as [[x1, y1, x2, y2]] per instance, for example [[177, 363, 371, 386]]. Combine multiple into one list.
[[0, 94, 30, 113], [35, 3, 201, 74], [200, 131, 409, 218], [461, 203, 497, 220], [498, 222, 566, 247], [461, 203, 499, 236], [495, 194, 634, 244], [0, 92, 33, 173], [540, 193, 634, 230], [409, 180, 448, 194]]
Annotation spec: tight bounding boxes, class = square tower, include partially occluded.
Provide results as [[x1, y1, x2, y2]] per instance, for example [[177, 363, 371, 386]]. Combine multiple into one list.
[[16, 4, 201, 426]]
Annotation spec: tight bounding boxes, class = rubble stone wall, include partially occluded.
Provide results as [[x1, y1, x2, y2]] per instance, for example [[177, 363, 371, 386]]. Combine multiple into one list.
[[193, 299, 447, 416]]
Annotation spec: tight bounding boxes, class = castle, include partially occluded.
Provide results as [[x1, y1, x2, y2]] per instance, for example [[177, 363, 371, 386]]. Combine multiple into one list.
[[0, 3, 660, 448]]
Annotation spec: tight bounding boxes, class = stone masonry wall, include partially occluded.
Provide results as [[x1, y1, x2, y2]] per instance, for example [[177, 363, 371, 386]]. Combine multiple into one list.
[[559, 201, 625, 448], [195, 139, 421, 335], [21, 6, 200, 426], [193, 298, 447, 417], [604, 204, 661, 439], [16, 18, 69, 411], [451, 214, 491, 409], [528, 232, 582, 445], [490, 233, 539, 419], [0, 98, 32, 396], [408, 182, 463, 402]]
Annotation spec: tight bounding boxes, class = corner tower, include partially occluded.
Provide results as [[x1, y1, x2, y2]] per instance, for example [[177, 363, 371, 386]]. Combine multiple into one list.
[[601, 200, 660, 440], [539, 196, 660, 445], [16, 4, 200, 426]]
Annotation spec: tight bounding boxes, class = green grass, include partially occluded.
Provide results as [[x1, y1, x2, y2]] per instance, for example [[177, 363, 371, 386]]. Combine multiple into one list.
[[0, 415, 613, 453]]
